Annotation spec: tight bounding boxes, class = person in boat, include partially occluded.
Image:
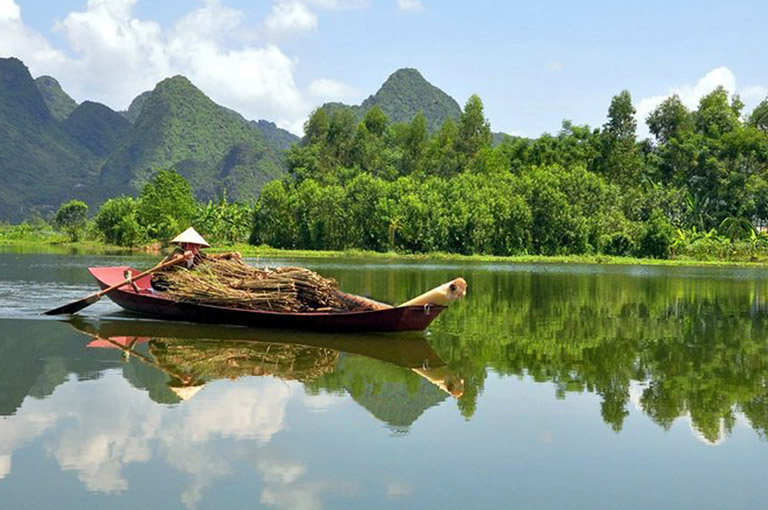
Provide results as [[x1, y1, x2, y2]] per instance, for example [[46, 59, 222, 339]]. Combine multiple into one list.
[[148, 227, 241, 292]]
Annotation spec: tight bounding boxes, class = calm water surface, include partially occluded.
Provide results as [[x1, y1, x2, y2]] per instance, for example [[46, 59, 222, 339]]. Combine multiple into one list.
[[1, 248, 768, 509]]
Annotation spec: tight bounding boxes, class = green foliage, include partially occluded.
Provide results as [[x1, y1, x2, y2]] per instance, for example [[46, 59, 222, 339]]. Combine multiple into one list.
[[748, 98, 768, 132], [694, 86, 741, 137], [637, 209, 675, 258], [54, 200, 88, 242], [93, 196, 145, 246], [457, 95, 492, 165], [597, 90, 641, 183], [195, 195, 251, 245], [647, 94, 692, 144], [8, 59, 768, 263], [137, 169, 196, 242]]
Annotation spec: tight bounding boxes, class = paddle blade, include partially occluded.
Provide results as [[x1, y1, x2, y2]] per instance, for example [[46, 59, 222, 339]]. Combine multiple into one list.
[[44, 294, 101, 316]]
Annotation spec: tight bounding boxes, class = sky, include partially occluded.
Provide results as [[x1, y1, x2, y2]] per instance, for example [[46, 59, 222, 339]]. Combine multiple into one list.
[[1, 0, 766, 137]]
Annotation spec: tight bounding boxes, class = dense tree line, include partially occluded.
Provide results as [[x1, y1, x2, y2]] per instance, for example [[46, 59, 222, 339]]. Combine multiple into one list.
[[250, 88, 768, 259]]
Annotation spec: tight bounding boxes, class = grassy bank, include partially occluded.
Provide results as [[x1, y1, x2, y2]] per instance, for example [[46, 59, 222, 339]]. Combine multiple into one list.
[[5, 226, 768, 267], [0, 225, 137, 254], [213, 243, 768, 268]]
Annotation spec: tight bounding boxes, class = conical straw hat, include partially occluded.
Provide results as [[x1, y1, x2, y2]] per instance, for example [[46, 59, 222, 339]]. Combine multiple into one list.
[[170, 227, 210, 247], [169, 385, 204, 401]]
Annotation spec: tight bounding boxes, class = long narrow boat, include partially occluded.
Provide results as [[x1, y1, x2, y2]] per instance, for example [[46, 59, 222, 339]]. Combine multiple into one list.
[[89, 266, 446, 332]]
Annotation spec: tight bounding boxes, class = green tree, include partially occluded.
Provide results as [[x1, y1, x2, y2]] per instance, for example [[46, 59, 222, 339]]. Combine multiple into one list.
[[251, 180, 298, 248], [196, 195, 251, 245], [54, 200, 88, 242], [363, 106, 389, 137], [637, 208, 675, 258], [426, 118, 460, 177], [748, 98, 768, 132], [94, 196, 146, 246], [401, 112, 428, 175], [694, 86, 740, 137], [137, 169, 197, 242], [597, 90, 640, 183], [647, 95, 692, 144], [304, 107, 330, 144], [456, 94, 492, 164]]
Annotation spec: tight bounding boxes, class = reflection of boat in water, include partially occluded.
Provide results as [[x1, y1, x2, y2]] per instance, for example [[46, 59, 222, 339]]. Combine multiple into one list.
[[69, 318, 464, 405], [87, 266, 458, 332]]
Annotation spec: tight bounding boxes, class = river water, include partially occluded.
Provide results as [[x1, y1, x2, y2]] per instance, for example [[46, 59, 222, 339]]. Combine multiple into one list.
[[1, 248, 767, 509]]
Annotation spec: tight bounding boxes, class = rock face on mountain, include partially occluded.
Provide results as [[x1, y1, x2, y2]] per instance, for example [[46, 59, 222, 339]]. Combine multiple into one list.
[[35, 75, 78, 121], [98, 76, 287, 203], [0, 58, 98, 220], [320, 68, 463, 133]]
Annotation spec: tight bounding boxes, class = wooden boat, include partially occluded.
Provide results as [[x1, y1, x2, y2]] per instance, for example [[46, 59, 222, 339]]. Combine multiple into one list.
[[89, 266, 447, 332]]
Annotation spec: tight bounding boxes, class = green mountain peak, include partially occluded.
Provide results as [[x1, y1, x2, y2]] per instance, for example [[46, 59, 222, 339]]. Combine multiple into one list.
[[63, 101, 131, 158], [123, 90, 151, 123], [319, 67, 462, 134], [362, 68, 462, 132], [35, 75, 78, 121], [99, 74, 286, 202], [0, 57, 97, 220]]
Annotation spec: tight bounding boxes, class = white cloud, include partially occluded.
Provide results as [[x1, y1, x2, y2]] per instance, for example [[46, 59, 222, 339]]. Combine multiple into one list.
[[0, 370, 301, 506], [55, 0, 170, 108], [635, 67, 767, 138], [397, 0, 423, 11], [0, 0, 68, 75], [0, 0, 20, 21], [386, 481, 413, 498], [263, 1, 318, 39], [308, 78, 358, 100], [741, 85, 768, 104], [303, 0, 369, 9], [257, 457, 358, 510], [0, 454, 10, 479], [547, 61, 563, 71], [302, 391, 346, 410], [0, 0, 357, 135]]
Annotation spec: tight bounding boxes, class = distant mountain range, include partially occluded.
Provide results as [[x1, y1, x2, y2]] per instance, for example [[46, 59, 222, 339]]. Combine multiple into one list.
[[0, 57, 494, 221]]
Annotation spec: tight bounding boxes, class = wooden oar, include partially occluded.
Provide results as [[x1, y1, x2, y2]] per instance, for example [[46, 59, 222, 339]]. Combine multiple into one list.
[[44, 255, 185, 316]]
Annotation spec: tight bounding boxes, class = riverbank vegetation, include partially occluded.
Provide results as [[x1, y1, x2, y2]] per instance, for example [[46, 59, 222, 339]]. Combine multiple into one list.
[[252, 88, 768, 262], [4, 86, 768, 265]]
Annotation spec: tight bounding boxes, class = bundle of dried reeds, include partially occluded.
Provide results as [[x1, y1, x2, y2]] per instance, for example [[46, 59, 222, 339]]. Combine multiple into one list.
[[161, 258, 353, 312], [150, 338, 338, 383]]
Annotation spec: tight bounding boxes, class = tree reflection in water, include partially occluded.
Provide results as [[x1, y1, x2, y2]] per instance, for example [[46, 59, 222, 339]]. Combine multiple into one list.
[[427, 267, 768, 443]]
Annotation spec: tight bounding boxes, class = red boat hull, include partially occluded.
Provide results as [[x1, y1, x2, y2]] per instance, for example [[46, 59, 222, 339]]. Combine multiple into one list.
[[89, 266, 445, 332]]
